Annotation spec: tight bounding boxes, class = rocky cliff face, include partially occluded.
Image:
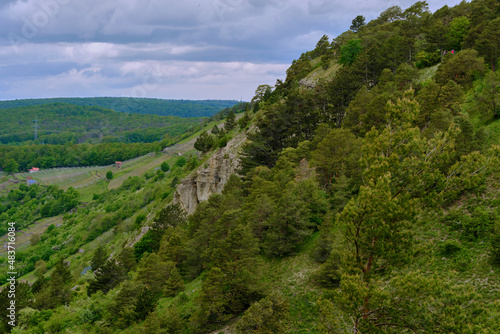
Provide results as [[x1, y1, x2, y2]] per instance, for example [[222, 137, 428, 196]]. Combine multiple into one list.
[[173, 132, 247, 214]]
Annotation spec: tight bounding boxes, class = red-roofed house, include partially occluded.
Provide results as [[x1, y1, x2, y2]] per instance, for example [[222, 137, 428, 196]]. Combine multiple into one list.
[[29, 167, 39, 173]]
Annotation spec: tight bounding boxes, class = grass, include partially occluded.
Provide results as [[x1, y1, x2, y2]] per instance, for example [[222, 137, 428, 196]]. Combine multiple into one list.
[[415, 64, 439, 85], [0, 216, 63, 256], [300, 60, 341, 88], [108, 154, 174, 189]]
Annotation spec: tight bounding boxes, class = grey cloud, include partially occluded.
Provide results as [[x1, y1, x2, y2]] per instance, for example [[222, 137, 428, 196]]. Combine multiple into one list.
[[0, 0, 464, 101]]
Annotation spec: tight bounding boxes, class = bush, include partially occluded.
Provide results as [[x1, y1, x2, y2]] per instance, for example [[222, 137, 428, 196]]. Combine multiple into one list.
[[439, 239, 462, 257], [160, 161, 170, 172], [415, 50, 441, 68], [106, 171, 113, 180], [235, 293, 289, 334], [174, 157, 187, 167]]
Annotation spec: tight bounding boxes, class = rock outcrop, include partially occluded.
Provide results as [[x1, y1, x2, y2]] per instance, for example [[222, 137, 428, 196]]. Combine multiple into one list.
[[173, 131, 247, 214]]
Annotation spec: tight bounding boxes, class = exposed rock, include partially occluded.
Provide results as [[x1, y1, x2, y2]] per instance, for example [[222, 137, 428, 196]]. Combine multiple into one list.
[[174, 132, 247, 214]]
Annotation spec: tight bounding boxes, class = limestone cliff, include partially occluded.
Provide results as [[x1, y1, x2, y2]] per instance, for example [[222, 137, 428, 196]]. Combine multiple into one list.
[[173, 131, 247, 214]]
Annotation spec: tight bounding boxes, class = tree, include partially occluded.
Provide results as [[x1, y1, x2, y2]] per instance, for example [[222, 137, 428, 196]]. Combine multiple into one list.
[[34, 257, 72, 309], [191, 225, 262, 329], [425, 18, 448, 62], [472, 70, 500, 119], [160, 161, 170, 172], [2, 159, 19, 174], [134, 287, 158, 321], [91, 245, 108, 271], [312, 34, 330, 57], [350, 15, 365, 32], [263, 182, 313, 257], [136, 253, 172, 295], [251, 84, 272, 104], [475, 17, 500, 71], [339, 39, 362, 65], [194, 131, 214, 153], [435, 49, 486, 87], [447, 16, 470, 51], [235, 293, 289, 334], [211, 124, 220, 135], [106, 171, 113, 180], [321, 88, 499, 332], [311, 128, 360, 189], [163, 263, 184, 297], [108, 280, 141, 328], [224, 109, 236, 131], [117, 247, 137, 273], [87, 259, 126, 296]]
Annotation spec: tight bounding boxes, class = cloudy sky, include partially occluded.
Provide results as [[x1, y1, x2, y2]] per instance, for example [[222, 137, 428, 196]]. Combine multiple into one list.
[[0, 0, 462, 101]]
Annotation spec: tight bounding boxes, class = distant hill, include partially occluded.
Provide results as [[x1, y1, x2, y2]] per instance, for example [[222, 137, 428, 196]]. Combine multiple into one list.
[[0, 97, 240, 118], [0, 103, 201, 145]]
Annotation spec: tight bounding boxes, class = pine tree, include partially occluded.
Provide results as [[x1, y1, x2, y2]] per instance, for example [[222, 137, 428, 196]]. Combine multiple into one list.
[[163, 263, 184, 297], [322, 88, 499, 332], [134, 287, 159, 321], [91, 244, 108, 271], [224, 109, 236, 131]]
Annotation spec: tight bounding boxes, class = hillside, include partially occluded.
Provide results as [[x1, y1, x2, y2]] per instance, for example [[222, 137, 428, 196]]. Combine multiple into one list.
[[0, 103, 201, 146], [0, 98, 240, 118], [0, 1, 499, 333]]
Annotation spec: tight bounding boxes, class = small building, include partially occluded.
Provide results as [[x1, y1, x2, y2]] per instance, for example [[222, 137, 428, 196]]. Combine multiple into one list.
[[29, 167, 39, 173], [115, 161, 122, 168]]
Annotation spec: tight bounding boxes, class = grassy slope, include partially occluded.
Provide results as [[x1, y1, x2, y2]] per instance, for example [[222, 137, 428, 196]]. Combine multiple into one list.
[[0, 117, 230, 284]]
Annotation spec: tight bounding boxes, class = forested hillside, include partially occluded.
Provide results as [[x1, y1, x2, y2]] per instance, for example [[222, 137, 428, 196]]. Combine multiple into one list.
[[0, 98, 239, 118], [0, 103, 205, 172], [0, 103, 200, 146], [0, 1, 499, 333]]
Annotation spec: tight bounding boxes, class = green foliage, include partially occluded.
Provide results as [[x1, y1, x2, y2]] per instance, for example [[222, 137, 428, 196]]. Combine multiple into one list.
[[311, 128, 361, 189], [0, 103, 201, 146], [350, 15, 365, 32], [435, 49, 486, 87], [490, 222, 500, 266], [0, 98, 238, 118], [90, 245, 108, 271], [416, 50, 441, 68], [339, 39, 362, 65], [447, 16, 470, 50], [224, 109, 237, 132], [0, 184, 79, 236], [134, 288, 159, 321], [474, 17, 500, 71], [322, 271, 496, 333], [87, 259, 126, 296], [235, 293, 289, 334], [33, 258, 72, 310], [194, 131, 215, 153], [174, 156, 187, 167], [105, 171, 113, 180], [160, 161, 170, 172]]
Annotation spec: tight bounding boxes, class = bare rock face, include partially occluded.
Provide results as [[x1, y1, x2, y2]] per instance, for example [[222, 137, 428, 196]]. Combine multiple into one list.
[[174, 132, 247, 214]]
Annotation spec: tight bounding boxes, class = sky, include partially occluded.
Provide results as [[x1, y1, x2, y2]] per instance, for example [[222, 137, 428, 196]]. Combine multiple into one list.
[[0, 0, 463, 101]]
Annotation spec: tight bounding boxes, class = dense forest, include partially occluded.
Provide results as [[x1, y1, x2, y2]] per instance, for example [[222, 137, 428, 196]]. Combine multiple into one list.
[[0, 103, 206, 172], [0, 0, 499, 333], [0, 103, 201, 146], [0, 98, 239, 118]]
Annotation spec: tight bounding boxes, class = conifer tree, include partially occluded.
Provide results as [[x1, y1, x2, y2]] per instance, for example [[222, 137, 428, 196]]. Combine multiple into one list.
[[91, 244, 107, 271], [321, 88, 499, 332], [134, 287, 158, 321], [224, 109, 236, 131]]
